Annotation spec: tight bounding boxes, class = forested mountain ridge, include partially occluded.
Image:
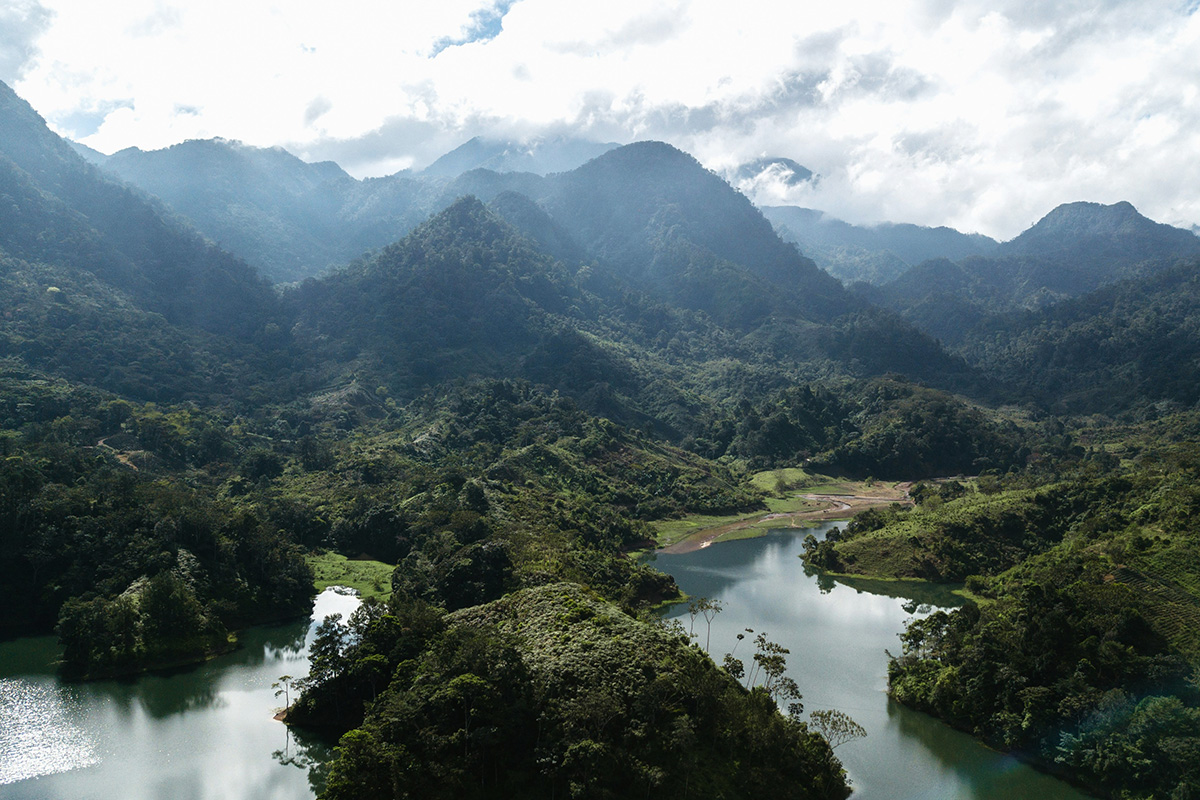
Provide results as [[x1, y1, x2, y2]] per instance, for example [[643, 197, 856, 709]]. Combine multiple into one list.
[[540, 141, 855, 323], [290, 194, 986, 444], [957, 259, 1200, 414], [867, 201, 1200, 347], [997, 200, 1200, 263], [96, 139, 357, 284], [0, 81, 279, 337]]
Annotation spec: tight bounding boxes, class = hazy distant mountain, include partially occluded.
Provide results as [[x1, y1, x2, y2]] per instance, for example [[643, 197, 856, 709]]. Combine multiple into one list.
[[85, 136, 616, 283], [733, 157, 815, 187], [92, 139, 445, 283], [420, 135, 620, 178], [867, 201, 1200, 344], [763, 206, 999, 285], [996, 200, 1200, 265]]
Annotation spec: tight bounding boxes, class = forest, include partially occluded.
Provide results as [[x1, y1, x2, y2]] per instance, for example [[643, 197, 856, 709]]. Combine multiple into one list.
[[2, 74, 1199, 799]]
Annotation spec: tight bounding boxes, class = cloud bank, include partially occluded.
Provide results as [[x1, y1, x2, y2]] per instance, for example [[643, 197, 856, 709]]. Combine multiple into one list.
[[13, 0, 1200, 238]]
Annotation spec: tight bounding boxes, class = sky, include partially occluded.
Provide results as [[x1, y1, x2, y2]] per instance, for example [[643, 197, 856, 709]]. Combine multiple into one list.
[[3, 0, 1200, 240]]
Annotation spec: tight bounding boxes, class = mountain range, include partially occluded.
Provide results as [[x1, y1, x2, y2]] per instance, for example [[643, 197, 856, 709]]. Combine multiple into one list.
[[8, 74, 1200, 422], [5, 76, 1200, 800]]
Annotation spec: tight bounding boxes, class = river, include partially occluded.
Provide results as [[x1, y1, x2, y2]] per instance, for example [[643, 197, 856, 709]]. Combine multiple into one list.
[[0, 588, 359, 800], [648, 522, 1095, 800]]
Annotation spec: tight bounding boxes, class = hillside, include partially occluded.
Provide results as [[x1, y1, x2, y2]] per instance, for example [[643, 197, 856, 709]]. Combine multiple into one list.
[[870, 201, 1200, 347], [305, 583, 851, 800]]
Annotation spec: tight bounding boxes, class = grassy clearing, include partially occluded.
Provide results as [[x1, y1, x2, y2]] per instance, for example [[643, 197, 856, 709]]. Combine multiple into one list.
[[308, 552, 395, 600], [750, 466, 908, 499], [749, 467, 815, 494]]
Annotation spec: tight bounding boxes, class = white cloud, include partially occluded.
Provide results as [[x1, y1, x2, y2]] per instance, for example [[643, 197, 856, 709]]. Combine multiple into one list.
[[11, 0, 1200, 238], [0, 0, 54, 84]]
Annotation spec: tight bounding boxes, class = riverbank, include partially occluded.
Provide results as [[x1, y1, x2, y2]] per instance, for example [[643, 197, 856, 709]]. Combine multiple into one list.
[[653, 525, 1094, 800], [653, 476, 912, 554]]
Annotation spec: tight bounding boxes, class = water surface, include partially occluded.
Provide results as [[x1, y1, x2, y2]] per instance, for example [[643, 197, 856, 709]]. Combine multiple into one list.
[[0, 589, 358, 800], [650, 524, 1093, 800]]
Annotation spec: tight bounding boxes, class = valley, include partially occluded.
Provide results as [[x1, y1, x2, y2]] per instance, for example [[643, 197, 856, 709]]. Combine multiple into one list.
[[2, 68, 1199, 800]]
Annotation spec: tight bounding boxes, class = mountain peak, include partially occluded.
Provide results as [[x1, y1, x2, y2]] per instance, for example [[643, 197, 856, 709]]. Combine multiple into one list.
[[421, 135, 619, 178], [1002, 200, 1200, 258], [734, 157, 815, 187], [1028, 200, 1141, 235]]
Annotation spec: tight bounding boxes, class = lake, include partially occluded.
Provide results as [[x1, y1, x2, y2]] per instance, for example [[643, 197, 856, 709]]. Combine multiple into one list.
[[1, 531, 1096, 799], [0, 588, 359, 800], [649, 522, 1095, 800]]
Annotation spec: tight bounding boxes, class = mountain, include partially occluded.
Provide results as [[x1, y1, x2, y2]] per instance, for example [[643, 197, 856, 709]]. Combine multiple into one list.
[[957, 259, 1200, 413], [0, 80, 278, 338], [869, 201, 1200, 345], [763, 206, 999, 285], [733, 157, 815, 187], [94, 138, 436, 283], [420, 135, 619, 178], [542, 142, 854, 322], [997, 200, 1200, 264], [292, 196, 587, 392], [85, 136, 616, 284]]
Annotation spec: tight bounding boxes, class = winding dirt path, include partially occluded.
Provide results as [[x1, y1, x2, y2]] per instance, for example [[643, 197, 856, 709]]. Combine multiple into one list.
[[96, 435, 141, 471]]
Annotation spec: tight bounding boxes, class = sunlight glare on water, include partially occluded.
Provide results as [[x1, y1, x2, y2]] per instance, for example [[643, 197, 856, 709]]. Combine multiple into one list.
[[0, 678, 99, 784]]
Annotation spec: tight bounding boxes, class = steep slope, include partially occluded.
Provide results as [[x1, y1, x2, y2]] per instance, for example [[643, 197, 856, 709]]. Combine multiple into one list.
[[998, 200, 1200, 266], [959, 260, 1200, 413], [0, 81, 278, 337], [542, 142, 855, 322], [292, 196, 587, 391], [91, 139, 577, 284], [292, 195, 980, 439]]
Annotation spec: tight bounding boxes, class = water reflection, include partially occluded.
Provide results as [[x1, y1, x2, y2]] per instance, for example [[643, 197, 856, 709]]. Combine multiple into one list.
[[273, 723, 335, 797], [654, 525, 1093, 800], [887, 698, 1084, 800], [0, 588, 358, 799]]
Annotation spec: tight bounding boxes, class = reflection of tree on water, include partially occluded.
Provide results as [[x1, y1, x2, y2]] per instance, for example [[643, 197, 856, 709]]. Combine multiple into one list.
[[885, 696, 1087, 800], [69, 617, 311, 721], [828, 574, 967, 609], [240, 618, 311, 666], [81, 672, 227, 720], [273, 723, 335, 797], [799, 558, 839, 594]]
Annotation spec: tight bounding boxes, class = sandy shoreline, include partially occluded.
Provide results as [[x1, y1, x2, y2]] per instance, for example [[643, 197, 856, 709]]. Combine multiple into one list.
[[657, 486, 912, 554]]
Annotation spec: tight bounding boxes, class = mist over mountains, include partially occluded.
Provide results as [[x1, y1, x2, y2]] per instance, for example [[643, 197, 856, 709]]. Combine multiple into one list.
[[6, 71, 1200, 421]]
